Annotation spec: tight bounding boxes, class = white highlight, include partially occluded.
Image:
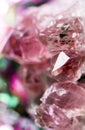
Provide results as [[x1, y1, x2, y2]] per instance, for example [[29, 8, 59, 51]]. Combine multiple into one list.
[[0, 30, 13, 53], [56, 88, 67, 96], [52, 51, 70, 76], [8, 0, 21, 3], [0, 125, 14, 130], [0, 0, 9, 16]]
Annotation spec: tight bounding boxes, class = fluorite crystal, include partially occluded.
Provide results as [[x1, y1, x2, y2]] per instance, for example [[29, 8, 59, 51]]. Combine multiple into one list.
[[51, 50, 85, 82], [36, 82, 85, 130], [2, 0, 85, 130], [3, 27, 51, 64], [17, 64, 56, 101], [3, 16, 85, 83]]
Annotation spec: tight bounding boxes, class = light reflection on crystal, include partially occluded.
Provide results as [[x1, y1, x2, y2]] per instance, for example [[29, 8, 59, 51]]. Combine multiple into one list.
[[1, 0, 85, 130]]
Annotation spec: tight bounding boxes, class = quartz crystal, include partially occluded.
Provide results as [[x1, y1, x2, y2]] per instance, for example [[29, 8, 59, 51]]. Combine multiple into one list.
[[2, 0, 85, 130], [2, 1, 85, 81], [36, 82, 85, 130]]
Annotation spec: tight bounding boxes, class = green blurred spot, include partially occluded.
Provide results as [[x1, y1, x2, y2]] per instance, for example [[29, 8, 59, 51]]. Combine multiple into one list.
[[38, 127, 44, 130], [0, 54, 4, 59], [0, 93, 10, 105], [10, 96, 19, 108], [0, 58, 9, 71], [0, 93, 19, 108], [0, 77, 8, 91]]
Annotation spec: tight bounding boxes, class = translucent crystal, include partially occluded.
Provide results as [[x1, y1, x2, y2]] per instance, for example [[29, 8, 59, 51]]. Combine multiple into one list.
[[36, 82, 85, 130], [51, 50, 85, 82], [2, 1, 85, 130], [3, 16, 85, 83], [3, 27, 51, 64], [17, 64, 56, 101]]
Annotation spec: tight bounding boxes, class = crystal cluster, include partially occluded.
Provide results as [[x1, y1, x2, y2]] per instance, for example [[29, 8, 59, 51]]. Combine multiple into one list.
[[36, 82, 85, 130], [2, 0, 85, 130]]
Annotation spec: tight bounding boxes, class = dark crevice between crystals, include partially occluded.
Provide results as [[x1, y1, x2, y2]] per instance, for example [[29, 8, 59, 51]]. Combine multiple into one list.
[[22, 0, 51, 9], [59, 34, 69, 38], [78, 74, 85, 83]]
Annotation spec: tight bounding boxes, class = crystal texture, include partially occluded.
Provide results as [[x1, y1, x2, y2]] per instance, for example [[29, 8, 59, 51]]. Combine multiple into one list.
[[2, 0, 85, 130], [36, 82, 85, 130]]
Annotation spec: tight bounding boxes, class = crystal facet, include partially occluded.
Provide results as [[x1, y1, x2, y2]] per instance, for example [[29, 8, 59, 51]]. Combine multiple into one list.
[[2, 1, 85, 130], [36, 82, 85, 130]]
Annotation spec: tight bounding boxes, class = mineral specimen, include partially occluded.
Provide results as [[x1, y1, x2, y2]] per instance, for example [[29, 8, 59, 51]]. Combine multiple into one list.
[[36, 82, 85, 130], [2, 0, 85, 130]]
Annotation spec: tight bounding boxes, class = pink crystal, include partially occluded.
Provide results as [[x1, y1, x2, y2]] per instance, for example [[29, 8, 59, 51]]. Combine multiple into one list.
[[3, 16, 85, 82], [51, 50, 85, 82], [17, 63, 56, 101], [36, 82, 85, 130], [39, 17, 84, 51], [2, 1, 85, 130], [3, 27, 51, 64]]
